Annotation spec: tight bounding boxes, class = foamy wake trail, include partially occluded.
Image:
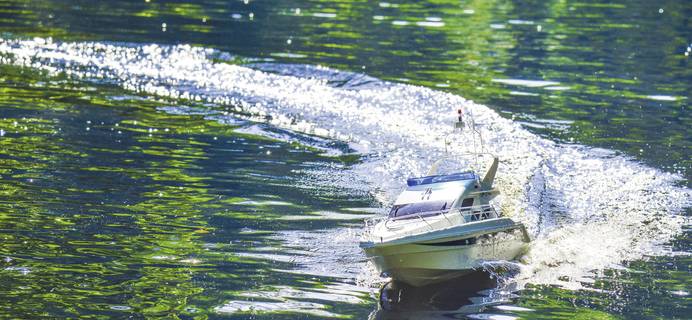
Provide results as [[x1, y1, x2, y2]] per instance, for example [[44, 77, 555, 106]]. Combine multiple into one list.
[[1, 37, 689, 289]]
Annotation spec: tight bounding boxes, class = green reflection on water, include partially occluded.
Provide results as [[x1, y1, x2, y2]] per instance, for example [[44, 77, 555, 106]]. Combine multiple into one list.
[[0, 0, 687, 176], [0, 68, 207, 318], [0, 0, 689, 318], [0, 64, 373, 318]]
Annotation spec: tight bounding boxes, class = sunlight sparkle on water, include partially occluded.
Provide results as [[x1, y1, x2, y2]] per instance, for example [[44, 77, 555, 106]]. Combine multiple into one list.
[[313, 12, 337, 18], [645, 95, 678, 101], [0, 37, 689, 291]]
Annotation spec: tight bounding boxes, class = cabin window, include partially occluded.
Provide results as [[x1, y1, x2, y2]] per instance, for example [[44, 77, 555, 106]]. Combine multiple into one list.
[[461, 198, 474, 207], [407, 172, 477, 186], [388, 200, 451, 219]]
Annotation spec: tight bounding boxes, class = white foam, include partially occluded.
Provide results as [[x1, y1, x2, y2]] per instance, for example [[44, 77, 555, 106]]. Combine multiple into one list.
[[0, 37, 689, 290]]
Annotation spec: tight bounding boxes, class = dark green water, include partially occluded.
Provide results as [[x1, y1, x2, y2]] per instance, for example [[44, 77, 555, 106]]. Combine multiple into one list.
[[0, 0, 690, 319]]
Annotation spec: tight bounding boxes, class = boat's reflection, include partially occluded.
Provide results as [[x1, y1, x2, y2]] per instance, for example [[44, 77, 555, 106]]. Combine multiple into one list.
[[371, 270, 521, 319]]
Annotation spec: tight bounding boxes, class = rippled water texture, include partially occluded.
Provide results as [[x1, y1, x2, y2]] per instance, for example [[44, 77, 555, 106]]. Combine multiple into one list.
[[0, 0, 690, 319]]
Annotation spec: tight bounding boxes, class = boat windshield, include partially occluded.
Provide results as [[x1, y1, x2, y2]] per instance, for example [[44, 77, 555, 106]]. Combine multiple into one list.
[[407, 172, 476, 187], [388, 200, 452, 219]]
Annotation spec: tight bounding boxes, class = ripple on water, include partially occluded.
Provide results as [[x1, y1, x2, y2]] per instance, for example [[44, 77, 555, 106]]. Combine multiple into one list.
[[0, 37, 688, 292], [109, 306, 132, 311], [4, 266, 30, 275], [313, 12, 337, 18], [416, 21, 445, 28], [467, 314, 519, 320], [492, 78, 561, 87], [216, 281, 368, 318], [269, 52, 308, 59], [644, 95, 678, 101], [216, 300, 340, 318]]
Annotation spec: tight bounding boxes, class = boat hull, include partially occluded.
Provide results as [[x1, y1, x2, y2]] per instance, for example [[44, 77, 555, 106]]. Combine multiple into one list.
[[362, 219, 529, 286]]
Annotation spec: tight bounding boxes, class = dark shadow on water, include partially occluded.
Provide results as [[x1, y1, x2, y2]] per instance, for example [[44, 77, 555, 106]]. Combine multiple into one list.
[[373, 270, 514, 319]]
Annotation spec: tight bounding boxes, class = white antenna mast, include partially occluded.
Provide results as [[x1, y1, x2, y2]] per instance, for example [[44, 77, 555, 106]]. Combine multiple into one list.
[[444, 107, 486, 172], [444, 108, 464, 154]]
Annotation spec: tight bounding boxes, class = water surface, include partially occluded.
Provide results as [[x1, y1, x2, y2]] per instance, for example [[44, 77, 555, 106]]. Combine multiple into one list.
[[0, 0, 690, 319]]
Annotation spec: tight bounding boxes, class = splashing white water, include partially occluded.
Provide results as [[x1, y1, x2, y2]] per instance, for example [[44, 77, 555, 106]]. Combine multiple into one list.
[[0, 37, 689, 290]]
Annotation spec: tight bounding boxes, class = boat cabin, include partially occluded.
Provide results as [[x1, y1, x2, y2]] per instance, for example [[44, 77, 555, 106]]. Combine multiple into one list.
[[388, 171, 486, 220]]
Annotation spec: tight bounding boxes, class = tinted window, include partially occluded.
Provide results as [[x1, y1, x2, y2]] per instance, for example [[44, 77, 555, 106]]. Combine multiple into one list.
[[389, 200, 450, 219], [407, 172, 476, 186], [461, 198, 474, 207]]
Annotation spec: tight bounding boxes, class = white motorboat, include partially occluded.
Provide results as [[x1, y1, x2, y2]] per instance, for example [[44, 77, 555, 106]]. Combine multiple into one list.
[[360, 111, 530, 287]]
